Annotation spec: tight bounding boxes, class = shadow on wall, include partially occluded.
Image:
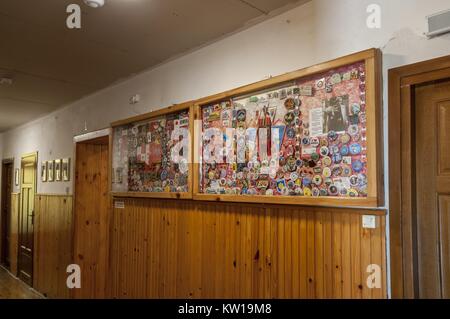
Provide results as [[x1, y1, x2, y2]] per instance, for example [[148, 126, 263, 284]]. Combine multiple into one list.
[[382, 27, 450, 70]]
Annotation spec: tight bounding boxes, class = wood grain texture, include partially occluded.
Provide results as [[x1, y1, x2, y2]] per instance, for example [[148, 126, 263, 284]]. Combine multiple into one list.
[[109, 198, 387, 299], [388, 54, 450, 299], [33, 194, 73, 299], [9, 193, 19, 276], [73, 141, 110, 299]]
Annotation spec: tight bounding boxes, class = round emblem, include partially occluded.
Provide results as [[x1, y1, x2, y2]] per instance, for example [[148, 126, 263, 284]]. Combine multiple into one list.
[[302, 137, 310, 145], [323, 167, 332, 178], [340, 145, 350, 156], [286, 128, 296, 139], [349, 143, 362, 155], [322, 156, 332, 166], [303, 187, 312, 196], [340, 133, 351, 144], [342, 165, 352, 177], [320, 146, 329, 156], [313, 175, 323, 186], [284, 98, 295, 110], [310, 137, 320, 148], [236, 109, 246, 122], [328, 185, 339, 196], [357, 173, 368, 187], [330, 145, 340, 154], [312, 187, 320, 197], [348, 188, 359, 197], [348, 125, 359, 136], [284, 112, 295, 125], [332, 165, 342, 177], [352, 160, 363, 173], [311, 153, 320, 162], [328, 131, 338, 141]]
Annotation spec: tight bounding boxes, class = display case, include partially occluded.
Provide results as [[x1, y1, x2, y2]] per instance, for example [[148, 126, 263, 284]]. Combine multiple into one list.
[[111, 103, 193, 199], [193, 49, 382, 207]]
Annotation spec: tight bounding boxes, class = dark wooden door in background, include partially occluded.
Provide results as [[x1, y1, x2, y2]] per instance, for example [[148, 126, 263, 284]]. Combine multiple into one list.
[[1, 160, 13, 268], [415, 78, 450, 298]]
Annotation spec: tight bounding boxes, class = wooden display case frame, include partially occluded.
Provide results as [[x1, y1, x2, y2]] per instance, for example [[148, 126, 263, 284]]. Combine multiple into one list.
[[110, 102, 194, 199], [192, 48, 383, 208]]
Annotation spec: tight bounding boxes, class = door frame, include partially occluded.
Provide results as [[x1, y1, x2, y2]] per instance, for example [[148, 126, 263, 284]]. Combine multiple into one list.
[[72, 128, 111, 298], [388, 54, 450, 298], [18, 151, 38, 285], [1, 158, 14, 267]]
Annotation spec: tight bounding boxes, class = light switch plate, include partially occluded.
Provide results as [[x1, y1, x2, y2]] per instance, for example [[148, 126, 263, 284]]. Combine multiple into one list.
[[362, 215, 377, 229], [114, 201, 125, 209]]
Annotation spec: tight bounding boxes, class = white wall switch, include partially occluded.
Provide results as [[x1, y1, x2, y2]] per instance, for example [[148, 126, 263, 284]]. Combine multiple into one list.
[[114, 201, 125, 209], [362, 215, 377, 229]]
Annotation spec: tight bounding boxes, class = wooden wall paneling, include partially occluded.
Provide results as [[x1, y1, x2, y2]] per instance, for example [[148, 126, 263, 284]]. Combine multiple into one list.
[[323, 212, 333, 298], [315, 210, 324, 298], [350, 213, 362, 299], [360, 216, 372, 299], [108, 199, 387, 299], [33, 194, 73, 299], [9, 193, 20, 276]]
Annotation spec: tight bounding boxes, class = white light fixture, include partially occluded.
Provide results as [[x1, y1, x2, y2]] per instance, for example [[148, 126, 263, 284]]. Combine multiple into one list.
[[83, 0, 105, 8], [0, 77, 13, 85]]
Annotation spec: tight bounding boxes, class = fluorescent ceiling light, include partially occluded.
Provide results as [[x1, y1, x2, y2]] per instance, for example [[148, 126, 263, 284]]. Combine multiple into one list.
[[84, 0, 105, 8]]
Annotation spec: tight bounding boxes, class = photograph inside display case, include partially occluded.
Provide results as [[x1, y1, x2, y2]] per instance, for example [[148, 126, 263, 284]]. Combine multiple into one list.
[[112, 109, 190, 194], [200, 61, 368, 198]]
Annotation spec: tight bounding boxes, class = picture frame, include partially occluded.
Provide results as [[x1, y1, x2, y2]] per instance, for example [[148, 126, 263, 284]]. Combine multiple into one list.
[[193, 48, 383, 208], [62, 158, 70, 182], [55, 159, 62, 181], [110, 102, 194, 199], [47, 160, 54, 182], [14, 168, 20, 186], [41, 161, 47, 182]]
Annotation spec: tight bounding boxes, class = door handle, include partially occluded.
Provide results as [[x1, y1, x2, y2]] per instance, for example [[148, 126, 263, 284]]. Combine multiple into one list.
[[28, 211, 34, 225]]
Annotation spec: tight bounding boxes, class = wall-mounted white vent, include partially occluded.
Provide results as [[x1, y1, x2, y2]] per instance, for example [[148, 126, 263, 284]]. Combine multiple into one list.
[[426, 9, 450, 38]]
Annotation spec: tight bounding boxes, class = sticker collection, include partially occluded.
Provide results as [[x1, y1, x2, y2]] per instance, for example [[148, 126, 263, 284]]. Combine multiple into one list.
[[112, 110, 190, 193], [200, 61, 368, 197]]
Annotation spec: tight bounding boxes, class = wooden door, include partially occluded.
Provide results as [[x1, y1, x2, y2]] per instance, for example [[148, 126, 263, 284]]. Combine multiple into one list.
[[1, 161, 13, 267], [73, 137, 110, 298], [415, 78, 450, 298], [18, 153, 37, 286]]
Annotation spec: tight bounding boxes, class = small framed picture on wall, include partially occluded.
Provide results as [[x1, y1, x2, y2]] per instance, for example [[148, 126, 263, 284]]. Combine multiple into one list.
[[62, 158, 70, 182], [47, 160, 54, 182], [55, 159, 62, 181], [41, 161, 47, 182], [14, 168, 20, 186]]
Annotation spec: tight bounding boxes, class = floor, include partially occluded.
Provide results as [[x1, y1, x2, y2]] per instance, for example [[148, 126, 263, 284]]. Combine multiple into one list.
[[0, 266, 42, 299]]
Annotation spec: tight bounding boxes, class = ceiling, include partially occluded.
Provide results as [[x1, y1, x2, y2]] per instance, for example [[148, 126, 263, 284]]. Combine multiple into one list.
[[0, 0, 307, 132]]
